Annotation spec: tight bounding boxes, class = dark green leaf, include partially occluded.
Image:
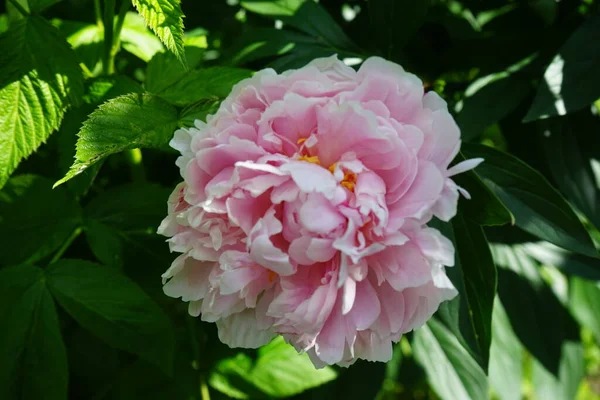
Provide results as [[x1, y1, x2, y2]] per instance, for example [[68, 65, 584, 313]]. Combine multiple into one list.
[[435, 212, 497, 371], [146, 46, 205, 94], [0, 16, 84, 188], [456, 73, 531, 141], [83, 183, 171, 267], [155, 67, 252, 107], [488, 299, 523, 400], [524, 16, 600, 121], [28, 0, 61, 12], [0, 175, 81, 265], [47, 259, 175, 375], [569, 277, 600, 343], [210, 337, 337, 398], [241, 0, 303, 16], [413, 319, 488, 400], [540, 115, 600, 229], [53, 20, 103, 75], [368, 0, 431, 56], [55, 93, 179, 186], [462, 143, 598, 257], [0, 265, 68, 400], [131, 0, 186, 67], [453, 161, 514, 226], [492, 244, 580, 375]]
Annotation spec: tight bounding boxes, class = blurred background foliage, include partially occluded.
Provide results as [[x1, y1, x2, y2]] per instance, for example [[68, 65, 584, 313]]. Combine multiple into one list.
[[1, 0, 600, 399]]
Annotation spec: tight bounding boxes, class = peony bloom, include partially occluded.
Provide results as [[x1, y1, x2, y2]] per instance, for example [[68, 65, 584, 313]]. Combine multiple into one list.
[[158, 56, 483, 367]]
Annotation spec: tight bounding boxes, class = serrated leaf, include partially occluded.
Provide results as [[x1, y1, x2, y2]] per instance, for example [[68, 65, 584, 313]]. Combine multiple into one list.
[[131, 0, 186, 67], [47, 259, 175, 375], [0, 16, 84, 189], [524, 16, 600, 121], [178, 100, 220, 127], [413, 319, 488, 400], [0, 265, 68, 400], [154, 67, 252, 107], [0, 174, 82, 266], [435, 212, 497, 371], [55, 93, 178, 186], [146, 46, 205, 94], [120, 12, 164, 62], [462, 143, 598, 258], [210, 337, 337, 398]]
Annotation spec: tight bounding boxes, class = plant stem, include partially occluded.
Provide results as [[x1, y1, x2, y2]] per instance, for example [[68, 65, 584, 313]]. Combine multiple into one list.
[[50, 227, 83, 264], [200, 375, 211, 400], [7, 0, 28, 17], [94, 0, 103, 27], [112, 0, 130, 54], [102, 0, 116, 75]]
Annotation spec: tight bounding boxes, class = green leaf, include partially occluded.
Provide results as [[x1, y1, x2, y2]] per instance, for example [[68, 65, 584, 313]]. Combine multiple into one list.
[[131, 0, 186, 67], [28, 0, 61, 12], [435, 212, 497, 371], [55, 93, 178, 187], [524, 16, 600, 121], [523, 241, 600, 281], [210, 337, 337, 398], [492, 244, 581, 375], [53, 20, 103, 76], [241, 0, 304, 16], [462, 143, 598, 258], [0, 16, 84, 189], [145, 45, 206, 94], [368, 0, 431, 56], [413, 319, 488, 400], [153, 67, 253, 107], [47, 259, 175, 375], [120, 12, 164, 62], [453, 159, 514, 226], [456, 73, 531, 141], [178, 99, 220, 127], [540, 115, 600, 229], [83, 183, 171, 267], [531, 341, 584, 400], [569, 277, 600, 343], [488, 299, 523, 400], [0, 265, 68, 400], [0, 175, 81, 266]]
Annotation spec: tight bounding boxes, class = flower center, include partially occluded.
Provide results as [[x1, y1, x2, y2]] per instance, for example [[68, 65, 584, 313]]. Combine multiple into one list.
[[297, 154, 357, 192]]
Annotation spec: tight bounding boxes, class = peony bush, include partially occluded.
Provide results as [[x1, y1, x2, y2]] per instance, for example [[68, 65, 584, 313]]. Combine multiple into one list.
[[1, 1, 599, 399]]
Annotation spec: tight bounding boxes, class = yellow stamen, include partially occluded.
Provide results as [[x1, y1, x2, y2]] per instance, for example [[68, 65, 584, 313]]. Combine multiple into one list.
[[297, 137, 307, 145], [298, 155, 321, 165], [267, 270, 277, 282], [328, 163, 337, 173]]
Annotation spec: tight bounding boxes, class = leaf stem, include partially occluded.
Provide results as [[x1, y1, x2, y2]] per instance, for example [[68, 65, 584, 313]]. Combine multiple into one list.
[[200, 375, 211, 400], [112, 0, 130, 55], [50, 227, 83, 264], [7, 0, 28, 17], [185, 316, 210, 400], [94, 0, 103, 27], [102, 0, 116, 75]]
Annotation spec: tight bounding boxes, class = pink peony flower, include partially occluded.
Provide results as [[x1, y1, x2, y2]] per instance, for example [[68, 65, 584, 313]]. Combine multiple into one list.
[[158, 56, 483, 367]]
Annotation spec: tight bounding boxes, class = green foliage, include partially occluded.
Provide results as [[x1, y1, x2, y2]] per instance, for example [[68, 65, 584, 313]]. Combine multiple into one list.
[[131, 0, 187, 67], [2, 1, 600, 399], [0, 175, 81, 265], [0, 16, 83, 189], [56, 93, 178, 186], [210, 337, 338, 398], [413, 318, 488, 400], [46, 259, 175, 375], [0, 265, 68, 400]]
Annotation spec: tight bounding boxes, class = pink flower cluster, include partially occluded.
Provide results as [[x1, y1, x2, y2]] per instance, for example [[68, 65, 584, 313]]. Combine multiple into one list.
[[158, 56, 482, 367]]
